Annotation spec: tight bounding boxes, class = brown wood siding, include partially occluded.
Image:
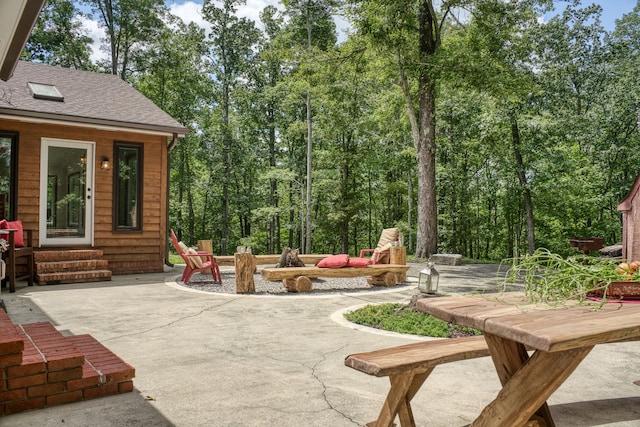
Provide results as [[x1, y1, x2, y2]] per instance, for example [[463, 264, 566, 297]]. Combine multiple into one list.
[[0, 118, 169, 274], [631, 204, 640, 261]]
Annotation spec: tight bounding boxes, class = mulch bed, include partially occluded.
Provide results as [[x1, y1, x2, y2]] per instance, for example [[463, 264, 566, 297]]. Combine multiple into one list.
[[177, 271, 414, 295]]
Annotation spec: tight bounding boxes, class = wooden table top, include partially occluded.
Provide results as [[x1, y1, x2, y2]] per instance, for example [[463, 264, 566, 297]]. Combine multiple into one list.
[[416, 292, 640, 352]]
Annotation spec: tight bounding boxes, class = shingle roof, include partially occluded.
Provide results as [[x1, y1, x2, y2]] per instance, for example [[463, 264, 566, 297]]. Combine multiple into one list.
[[0, 61, 189, 136]]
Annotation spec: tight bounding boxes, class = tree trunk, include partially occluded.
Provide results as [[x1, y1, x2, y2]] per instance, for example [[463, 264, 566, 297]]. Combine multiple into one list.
[[305, 90, 312, 254], [268, 109, 277, 254], [510, 117, 535, 255], [177, 145, 185, 241], [288, 182, 295, 248], [221, 72, 230, 255], [185, 153, 195, 244], [397, 1, 439, 259], [400, 68, 438, 259], [303, 1, 313, 255], [407, 174, 412, 252]]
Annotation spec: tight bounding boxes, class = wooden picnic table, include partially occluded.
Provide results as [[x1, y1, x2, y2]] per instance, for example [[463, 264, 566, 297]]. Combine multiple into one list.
[[415, 292, 640, 427]]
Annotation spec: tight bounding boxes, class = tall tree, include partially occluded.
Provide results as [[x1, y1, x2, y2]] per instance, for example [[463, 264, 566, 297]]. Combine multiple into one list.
[[23, 0, 94, 70], [134, 17, 208, 126], [202, 0, 260, 255], [133, 16, 209, 244], [349, 0, 450, 258], [254, 6, 287, 254], [350, 0, 554, 258], [283, 0, 337, 253], [83, 0, 166, 80]]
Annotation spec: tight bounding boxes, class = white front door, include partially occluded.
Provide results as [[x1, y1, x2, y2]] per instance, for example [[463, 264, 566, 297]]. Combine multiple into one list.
[[40, 138, 94, 246]]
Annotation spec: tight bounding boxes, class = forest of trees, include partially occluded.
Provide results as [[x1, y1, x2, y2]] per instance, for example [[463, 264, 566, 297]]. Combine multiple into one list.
[[22, 0, 640, 260]]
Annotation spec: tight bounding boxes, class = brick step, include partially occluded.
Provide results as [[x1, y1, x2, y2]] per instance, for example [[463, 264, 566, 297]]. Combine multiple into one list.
[[66, 335, 135, 393], [34, 250, 104, 263], [33, 250, 111, 285], [36, 270, 112, 286], [0, 320, 24, 366], [20, 322, 85, 372], [36, 259, 109, 274], [0, 312, 135, 415]]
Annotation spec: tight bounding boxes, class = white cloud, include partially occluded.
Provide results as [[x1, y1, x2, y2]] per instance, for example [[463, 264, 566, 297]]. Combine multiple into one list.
[[77, 14, 105, 63], [169, 0, 283, 33], [169, 1, 208, 29], [78, 0, 349, 63], [238, 0, 277, 24]]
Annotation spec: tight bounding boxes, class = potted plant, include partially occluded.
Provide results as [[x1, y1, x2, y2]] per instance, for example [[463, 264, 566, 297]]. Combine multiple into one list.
[[503, 248, 640, 303]]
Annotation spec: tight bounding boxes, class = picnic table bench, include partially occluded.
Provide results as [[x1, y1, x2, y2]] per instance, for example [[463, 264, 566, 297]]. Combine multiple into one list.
[[345, 335, 490, 427], [416, 292, 640, 426], [261, 264, 410, 292]]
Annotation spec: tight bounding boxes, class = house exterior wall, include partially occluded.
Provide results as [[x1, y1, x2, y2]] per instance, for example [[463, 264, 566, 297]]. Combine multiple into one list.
[[2, 118, 168, 274], [622, 211, 631, 260], [630, 203, 640, 262]]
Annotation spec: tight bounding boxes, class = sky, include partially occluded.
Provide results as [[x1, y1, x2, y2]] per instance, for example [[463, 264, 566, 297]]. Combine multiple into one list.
[[80, 0, 638, 63], [551, 0, 638, 30]]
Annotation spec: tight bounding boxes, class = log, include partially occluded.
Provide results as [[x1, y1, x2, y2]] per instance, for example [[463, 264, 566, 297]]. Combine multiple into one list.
[[283, 276, 313, 292], [261, 264, 410, 281], [234, 252, 255, 294], [283, 278, 297, 292], [294, 276, 312, 292], [367, 272, 397, 287], [390, 246, 407, 282]]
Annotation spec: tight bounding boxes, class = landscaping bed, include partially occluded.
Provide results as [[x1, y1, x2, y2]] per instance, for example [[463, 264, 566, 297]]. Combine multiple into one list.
[[176, 271, 415, 295]]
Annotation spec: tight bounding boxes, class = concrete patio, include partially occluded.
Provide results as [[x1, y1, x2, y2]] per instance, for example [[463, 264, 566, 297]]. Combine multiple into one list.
[[1, 263, 639, 426]]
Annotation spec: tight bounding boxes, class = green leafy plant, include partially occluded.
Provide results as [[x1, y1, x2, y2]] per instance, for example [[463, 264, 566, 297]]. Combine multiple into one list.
[[169, 253, 184, 265], [502, 248, 634, 303], [344, 303, 481, 338]]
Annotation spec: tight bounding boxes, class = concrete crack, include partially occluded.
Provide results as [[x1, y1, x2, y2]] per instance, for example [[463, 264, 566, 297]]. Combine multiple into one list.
[[102, 297, 242, 342], [311, 343, 364, 426]]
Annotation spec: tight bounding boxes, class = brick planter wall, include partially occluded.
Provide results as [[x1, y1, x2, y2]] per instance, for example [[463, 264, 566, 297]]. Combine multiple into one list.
[[0, 310, 134, 416]]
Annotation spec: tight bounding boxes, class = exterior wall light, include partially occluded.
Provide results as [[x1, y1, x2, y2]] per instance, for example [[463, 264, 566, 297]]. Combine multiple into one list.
[[101, 157, 110, 170]]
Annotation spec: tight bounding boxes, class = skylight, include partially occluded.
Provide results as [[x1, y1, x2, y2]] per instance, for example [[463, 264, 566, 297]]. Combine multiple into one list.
[[27, 82, 64, 101]]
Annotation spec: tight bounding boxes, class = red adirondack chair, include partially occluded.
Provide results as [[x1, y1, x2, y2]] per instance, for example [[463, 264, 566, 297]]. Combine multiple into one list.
[[170, 230, 221, 284]]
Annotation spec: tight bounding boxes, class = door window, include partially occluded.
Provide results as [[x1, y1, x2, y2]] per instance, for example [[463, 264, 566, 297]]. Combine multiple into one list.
[[114, 142, 143, 231], [40, 139, 94, 246], [0, 132, 17, 220]]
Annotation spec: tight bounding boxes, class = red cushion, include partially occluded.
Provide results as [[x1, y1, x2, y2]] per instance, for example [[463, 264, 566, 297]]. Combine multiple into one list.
[[0, 219, 24, 247], [347, 257, 371, 268], [317, 254, 349, 268]]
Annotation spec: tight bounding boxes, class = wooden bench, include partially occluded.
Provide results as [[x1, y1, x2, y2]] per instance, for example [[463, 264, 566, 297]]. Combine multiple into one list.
[[345, 335, 490, 427], [215, 254, 332, 267], [260, 264, 411, 292]]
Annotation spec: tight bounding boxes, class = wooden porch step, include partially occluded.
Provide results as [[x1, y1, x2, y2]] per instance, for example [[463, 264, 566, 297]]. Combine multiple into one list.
[[36, 259, 109, 274], [34, 249, 104, 263], [36, 270, 112, 285]]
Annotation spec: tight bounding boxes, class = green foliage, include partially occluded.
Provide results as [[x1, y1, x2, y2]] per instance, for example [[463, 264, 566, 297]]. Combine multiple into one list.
[[23, 0, 94, 70], [168, 254, 184, 265], [83, 0, 167, 79], [344, 303, 481, 338], [26, 1, 640, 262], [502, 248, 629, 303]]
